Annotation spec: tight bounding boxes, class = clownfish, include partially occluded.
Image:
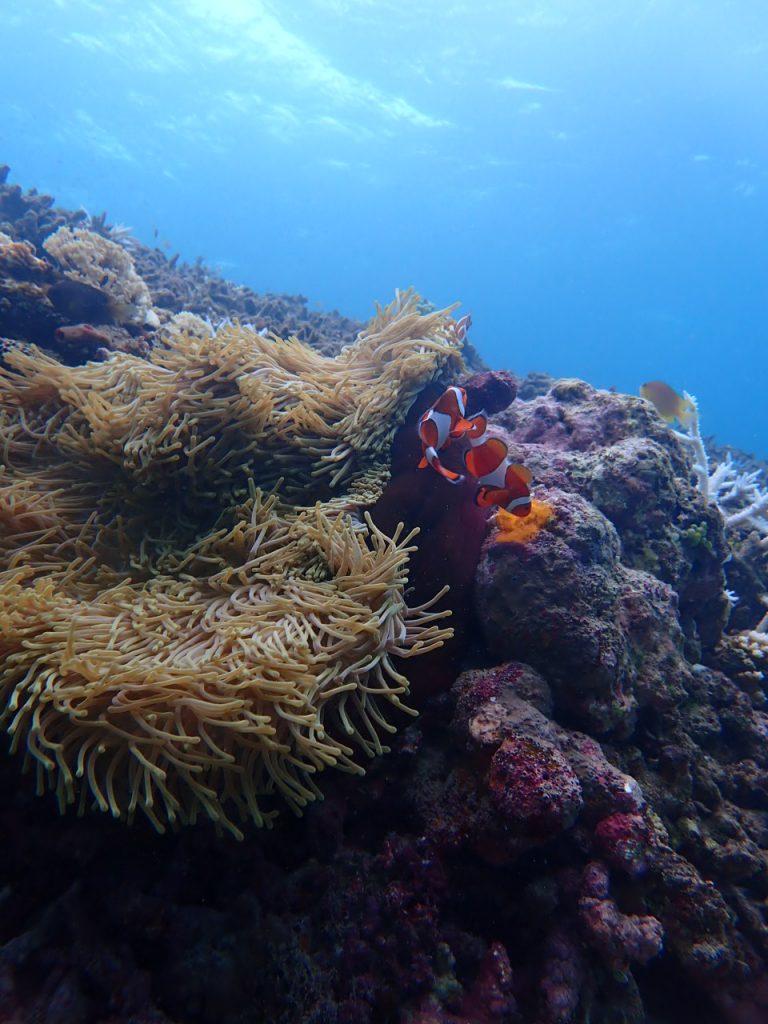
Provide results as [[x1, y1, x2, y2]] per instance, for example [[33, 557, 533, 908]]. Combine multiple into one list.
[[454, 314, 472, 343], [463, 436, 532, 516], [640, 380, 696, 429], [418, 385, 488, 484]]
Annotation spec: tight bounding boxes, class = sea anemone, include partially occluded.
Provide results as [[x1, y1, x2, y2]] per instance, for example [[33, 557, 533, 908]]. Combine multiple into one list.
[[0, 492, 450, 837], [0, 290, 459, 836]]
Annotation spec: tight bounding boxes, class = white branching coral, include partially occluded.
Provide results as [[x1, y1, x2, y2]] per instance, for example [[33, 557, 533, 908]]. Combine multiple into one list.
[[708, 454, 768, 543], [673, 392, 768, 546]]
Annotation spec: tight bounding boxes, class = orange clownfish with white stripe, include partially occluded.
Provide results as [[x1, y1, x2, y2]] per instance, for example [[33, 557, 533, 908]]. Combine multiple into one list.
[[463, 436, 532, 517], [417, 385, 488, 485]]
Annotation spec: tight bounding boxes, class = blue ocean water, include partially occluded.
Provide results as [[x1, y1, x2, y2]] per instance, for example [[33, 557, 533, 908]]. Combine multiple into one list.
[[1, 0, 766, 455]]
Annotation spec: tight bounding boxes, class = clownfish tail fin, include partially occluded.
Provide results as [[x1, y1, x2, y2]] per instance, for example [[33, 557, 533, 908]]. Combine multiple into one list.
[[437, 461, 465, 484], [426, 446, 464, 484]]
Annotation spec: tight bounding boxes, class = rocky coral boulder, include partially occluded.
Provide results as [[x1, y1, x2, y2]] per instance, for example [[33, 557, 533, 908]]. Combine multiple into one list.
[[476, 487, 693, 734], [446, 663, 646, 855], [487, 734, 583, 835], [495, 379, 730, 656], [425, 658, 768, 1022]]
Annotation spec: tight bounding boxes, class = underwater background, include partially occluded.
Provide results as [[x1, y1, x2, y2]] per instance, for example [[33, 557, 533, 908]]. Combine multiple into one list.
[[1, 0, 766, 455], [3, 4, 768, 1024]]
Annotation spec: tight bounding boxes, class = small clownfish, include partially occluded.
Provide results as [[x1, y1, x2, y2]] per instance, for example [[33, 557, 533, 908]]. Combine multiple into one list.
[[464, 436, 532, 516], [640, 380, 696, 429], [454, 314, 472, 343], [418, 385, 488, 485]]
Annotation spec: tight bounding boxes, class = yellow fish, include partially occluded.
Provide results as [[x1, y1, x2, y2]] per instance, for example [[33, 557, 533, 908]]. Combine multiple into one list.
[[640, 380, 696, 429]]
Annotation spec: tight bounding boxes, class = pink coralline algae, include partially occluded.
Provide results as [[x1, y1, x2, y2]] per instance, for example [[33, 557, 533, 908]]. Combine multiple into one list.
[[538, 928, 585, 1024], [447, 658, 650, 863], [406, 942, 517, 1024], [576, 860, 664, 967], [593, 812, 651, 875], [488, 735, 583, 835]]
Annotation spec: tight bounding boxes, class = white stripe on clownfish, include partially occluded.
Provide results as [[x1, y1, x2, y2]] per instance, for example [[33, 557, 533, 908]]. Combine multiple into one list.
[[473, 458, 509, 490], [504, 494, 532, 513], [464, 412, 489, 446], [445, 385, 466, 416], [424, 408, 453, 452]]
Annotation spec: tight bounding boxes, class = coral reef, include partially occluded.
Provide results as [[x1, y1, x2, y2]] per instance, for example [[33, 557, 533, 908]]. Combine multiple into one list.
[[0, 166, 83, 246], [476, 485, 694, 733], [637, 388, 768, 634], [0, 228, 58, 343], [0, 165, 487, 368], [496, 378, 731, 654], [429, 657, 766, 1021], [0, 209, 154, 358], [705, 440, 768, 633], [0, 164, 362, 360], [1, 168, 767, 1024]]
